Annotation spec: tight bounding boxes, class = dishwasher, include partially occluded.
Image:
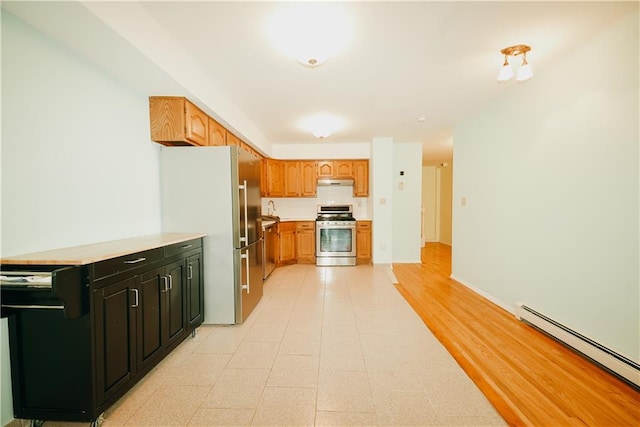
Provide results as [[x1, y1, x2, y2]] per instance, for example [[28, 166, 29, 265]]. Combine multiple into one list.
[[263, 223, 276, 279]]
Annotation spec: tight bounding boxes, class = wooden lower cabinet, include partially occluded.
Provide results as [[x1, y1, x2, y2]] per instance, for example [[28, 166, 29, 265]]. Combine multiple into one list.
[[275, 221, 317, 266], [296, 221, 315, 264], [277, 221, 297, 266], [356, 221, 372, 264]]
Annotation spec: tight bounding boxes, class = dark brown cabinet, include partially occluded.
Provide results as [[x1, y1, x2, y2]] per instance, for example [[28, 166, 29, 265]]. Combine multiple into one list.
[[3, 236, 203, 425], [93, 276, 137, 405], [186, 252, 203, 330]]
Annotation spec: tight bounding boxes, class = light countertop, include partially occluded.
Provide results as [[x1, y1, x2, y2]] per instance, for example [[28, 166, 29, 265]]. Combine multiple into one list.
[[0, 233, 206, 266]]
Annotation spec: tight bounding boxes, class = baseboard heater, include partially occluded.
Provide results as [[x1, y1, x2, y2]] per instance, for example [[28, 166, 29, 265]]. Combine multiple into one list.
[[515, 303, 640, 388]]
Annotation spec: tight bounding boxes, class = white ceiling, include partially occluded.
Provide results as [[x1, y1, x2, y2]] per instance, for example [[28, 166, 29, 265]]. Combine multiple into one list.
[[3, 1, 637, 164]]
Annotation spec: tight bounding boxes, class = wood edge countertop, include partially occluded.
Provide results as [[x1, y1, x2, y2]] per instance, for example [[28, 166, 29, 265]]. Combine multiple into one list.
[[0, 233, 207, 266]]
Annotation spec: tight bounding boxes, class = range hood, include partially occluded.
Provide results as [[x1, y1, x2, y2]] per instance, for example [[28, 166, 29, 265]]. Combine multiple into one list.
[[317, 178, 354, 187]]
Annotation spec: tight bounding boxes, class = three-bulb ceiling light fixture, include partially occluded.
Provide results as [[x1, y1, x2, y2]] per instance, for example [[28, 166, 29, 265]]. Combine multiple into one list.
[[497, 44, 533, 82]]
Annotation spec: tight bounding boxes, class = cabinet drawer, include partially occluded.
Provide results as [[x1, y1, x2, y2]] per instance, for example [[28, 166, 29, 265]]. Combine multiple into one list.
[[296, 221, 315, 231], [93, 248, 163, 280], [164, 238, 202, 259], [278, 221, 296, 233], [357, 221, 372, 230]]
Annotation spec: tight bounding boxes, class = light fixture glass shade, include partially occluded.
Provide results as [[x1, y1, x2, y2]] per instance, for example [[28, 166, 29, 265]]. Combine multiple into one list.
[[299, 113, 345, 139], [497, 62, 514, 82], [266, 3, 352, 68], [516, 62, 533, 82]]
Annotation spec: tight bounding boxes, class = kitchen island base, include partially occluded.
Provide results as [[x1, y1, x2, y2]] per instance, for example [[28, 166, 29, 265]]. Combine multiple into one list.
[[1, 234, 205, 426]]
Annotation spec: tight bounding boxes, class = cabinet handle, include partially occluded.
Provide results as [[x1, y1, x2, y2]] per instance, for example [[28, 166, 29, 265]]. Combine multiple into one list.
[[161, 276, 169, 293], [188, 264, 193, 280], [168, 274, 173, 291], [124, 257, 146, 264], [131, 289, 139, 308], [181, 244, 193, 249]]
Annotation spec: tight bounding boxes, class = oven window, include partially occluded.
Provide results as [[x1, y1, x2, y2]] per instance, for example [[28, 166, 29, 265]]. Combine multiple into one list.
[[319, 228, 353, 253]]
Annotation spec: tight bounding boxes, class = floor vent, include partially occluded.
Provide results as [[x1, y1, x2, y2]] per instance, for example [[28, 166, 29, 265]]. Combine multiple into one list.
[[515, 303, 640, 388]]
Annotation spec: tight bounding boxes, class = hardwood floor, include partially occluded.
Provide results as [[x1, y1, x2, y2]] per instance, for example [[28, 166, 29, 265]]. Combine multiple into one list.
[[392, 243, 640, 427]]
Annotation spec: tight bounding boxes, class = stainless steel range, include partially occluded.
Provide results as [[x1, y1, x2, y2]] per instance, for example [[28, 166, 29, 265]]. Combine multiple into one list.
[[316, 204, 356, 266]]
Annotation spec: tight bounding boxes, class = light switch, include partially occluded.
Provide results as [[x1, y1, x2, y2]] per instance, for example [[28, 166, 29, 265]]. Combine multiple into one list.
[[461, 197, 467, 206], [379, 198, 386, 205]]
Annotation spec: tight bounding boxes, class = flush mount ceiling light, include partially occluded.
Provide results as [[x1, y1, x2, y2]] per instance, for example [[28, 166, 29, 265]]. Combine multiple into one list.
[[266, 3, 353, 68], [299, 114, 345, 139], [497, 44, 533, 82]]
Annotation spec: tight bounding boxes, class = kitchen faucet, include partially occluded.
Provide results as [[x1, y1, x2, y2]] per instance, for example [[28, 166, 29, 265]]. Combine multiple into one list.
[[267, 200, 275, 216]]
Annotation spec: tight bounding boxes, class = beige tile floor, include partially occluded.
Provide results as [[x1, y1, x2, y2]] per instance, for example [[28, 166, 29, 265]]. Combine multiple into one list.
[[10, 264, 506, 427]]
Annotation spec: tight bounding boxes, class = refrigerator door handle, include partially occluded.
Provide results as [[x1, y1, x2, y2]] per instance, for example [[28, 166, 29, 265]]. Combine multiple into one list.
[[239, 180, 249, 245], [241, 250, 250, 294]]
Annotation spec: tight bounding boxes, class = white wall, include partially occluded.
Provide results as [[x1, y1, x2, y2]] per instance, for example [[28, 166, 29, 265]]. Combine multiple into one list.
[[452, 9, 639, 361], [371, 138, 394, 264], [1, 11, 164, 423], [271, 142, 370, 159], [392, 143, 422, 263], [261, 186, 370, 221]]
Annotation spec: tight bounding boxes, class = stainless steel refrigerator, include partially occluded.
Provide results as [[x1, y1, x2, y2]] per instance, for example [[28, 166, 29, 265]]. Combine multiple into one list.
[[160, 146, 263, 324]]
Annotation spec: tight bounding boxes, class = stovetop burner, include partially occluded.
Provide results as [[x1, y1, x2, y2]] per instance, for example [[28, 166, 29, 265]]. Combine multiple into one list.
[[316, 204, 355, 222], [316, 215, 356, 222]]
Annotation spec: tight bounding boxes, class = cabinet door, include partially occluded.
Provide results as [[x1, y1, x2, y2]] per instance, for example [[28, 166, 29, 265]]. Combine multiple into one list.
[[265, 159, 285, 197], [163, 260, 187, 350], [334, 160, 353, 178], [208, 117, 226, 146], [284, 161, 300, 197], [356, 221, 372, 264], [296, 222, 316, 263], [226, 133, 240, 146], [278, 222, 296, 264], [93, 277, 137, 403], [137, 268, 164, 373], [187, 253, 204, 329], [317, 161, 334, 178], [299, 161, 317, 196], [353, 160, 369, 197], [184, 100, 208, 146]]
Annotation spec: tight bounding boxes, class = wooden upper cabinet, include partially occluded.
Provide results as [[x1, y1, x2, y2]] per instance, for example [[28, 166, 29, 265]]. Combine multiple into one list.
[[263, 159, 285, 197], [208, 118, 226, 146], [284, 162, 300, 197], [149, 96, 208, 146], [299, 161, 317, 197], [316, 160, 353, 179], [334, 160, 353, 178], [353, 160, 369, 197], [184, 101, 208, 145], [316, 161, 334, 178], [226, 133, 240, 147]]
